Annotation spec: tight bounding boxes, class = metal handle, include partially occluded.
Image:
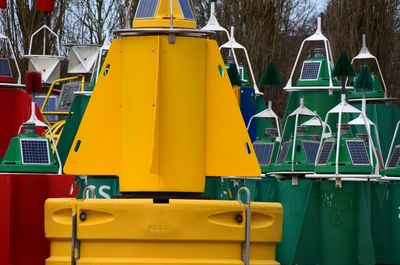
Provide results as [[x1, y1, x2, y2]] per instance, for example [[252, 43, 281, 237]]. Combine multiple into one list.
[[82, 186, 95, 199], [71, 213, 80, 265], [237, 186, 251, 265]]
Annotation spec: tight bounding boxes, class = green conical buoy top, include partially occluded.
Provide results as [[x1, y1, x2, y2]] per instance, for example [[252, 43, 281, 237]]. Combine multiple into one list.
[[260, 61, 282, 87], [333, 51, 355, 78], [227, 63, 242, 86], [354, 65, 373, 93]]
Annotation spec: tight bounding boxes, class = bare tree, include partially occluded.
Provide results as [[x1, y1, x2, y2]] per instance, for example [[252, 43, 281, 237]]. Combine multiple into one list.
[[0, 0, 67, 58], [197, 0, 318, 114], [324, 0, 400, 98], [64, 0, 132, 45]]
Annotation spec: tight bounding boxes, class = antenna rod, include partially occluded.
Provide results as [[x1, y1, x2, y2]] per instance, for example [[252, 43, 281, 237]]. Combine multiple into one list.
[[211, 1, 215, 15], [125, 0, 134, 28], [317, 17, 322, 33], [170, 0, 174, 29], [362, 34, 366, 48]]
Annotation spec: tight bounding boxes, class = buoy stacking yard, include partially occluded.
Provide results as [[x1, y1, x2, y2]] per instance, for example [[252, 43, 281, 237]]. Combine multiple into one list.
[[45, 1, 282, 264]]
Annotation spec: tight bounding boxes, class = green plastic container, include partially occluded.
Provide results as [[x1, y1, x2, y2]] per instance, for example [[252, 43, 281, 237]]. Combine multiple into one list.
[[370, 181, 400, 264]]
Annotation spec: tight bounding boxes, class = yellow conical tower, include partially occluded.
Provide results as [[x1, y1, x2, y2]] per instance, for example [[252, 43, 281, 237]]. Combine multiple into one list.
[[63, 0, 260, 193]]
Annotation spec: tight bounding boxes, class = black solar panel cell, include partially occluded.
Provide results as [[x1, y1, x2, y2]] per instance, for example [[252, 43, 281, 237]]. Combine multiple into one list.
[[253, 143, 274, 166], [317, 141, 333, 165], [21, 139, 50, 165], [0, 58, 12, 77], [276, 141, 292, 164], [300, 62, 321, 80], [387, 146, 400, 168], [303, 141, 320, 164], [135, 0, 159, 18], [346, 140, 370, 165]]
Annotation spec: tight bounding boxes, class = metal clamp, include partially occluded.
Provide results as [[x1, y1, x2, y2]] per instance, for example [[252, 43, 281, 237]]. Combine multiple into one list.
[[237, 187, 251, 265], [71, 213, 80, 265]]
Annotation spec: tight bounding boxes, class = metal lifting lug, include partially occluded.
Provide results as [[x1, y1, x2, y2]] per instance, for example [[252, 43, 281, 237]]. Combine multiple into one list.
[[71, 213, 81, 265], [237, 186, 251, 265]]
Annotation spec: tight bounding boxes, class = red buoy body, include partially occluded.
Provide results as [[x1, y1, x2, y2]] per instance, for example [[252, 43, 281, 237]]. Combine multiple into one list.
[[36, 0, 54, 12], [25, 71, 42, 94], [0, 0, 6, 9]]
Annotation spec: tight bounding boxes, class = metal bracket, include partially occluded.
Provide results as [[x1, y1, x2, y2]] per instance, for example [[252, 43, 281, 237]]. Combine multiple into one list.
[[168, 33, 176, 44], [292, 175, 299, 186], [335, 178, 342, 188], [237, 187, 251, 265], [71, 213, 80, 265]]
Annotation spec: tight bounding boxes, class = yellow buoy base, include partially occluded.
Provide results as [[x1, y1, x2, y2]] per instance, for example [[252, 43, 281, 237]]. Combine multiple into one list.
[[45, 198, 282, 265]]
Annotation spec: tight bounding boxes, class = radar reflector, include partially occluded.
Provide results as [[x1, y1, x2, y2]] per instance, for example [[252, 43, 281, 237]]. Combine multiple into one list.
[[28, 57, 60, 84], [387, 145, 400, 168], [253, 142, 274, 166], [24, 25, 64, 84], [68, 45, 100, 74], [300, 61, 321, 80], [20, 138, 50, 165], [346, 140, 370, 165]]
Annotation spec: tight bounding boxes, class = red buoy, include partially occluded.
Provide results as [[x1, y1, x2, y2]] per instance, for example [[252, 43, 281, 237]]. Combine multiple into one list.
[[25, 71, 42, 94], [0, 0, 6, 9], [36, 0, 54, 12]]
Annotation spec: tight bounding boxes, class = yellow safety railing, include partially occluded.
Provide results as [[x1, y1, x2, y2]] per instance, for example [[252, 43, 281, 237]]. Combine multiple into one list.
[[40, 75, 85, 125]]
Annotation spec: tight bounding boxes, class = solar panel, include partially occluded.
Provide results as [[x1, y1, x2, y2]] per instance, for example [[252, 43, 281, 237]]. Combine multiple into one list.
[[58, 82, 81, 112], [135, 0, 159, 18], [303, 141, 320, 164], [253, 143, 274, 166], [346, 140, 370, 165], [276, 141, 292, 164], [300, 61, 321, 80], [0, 58, 12, 77], [317, 140, 333, 165], [387, 145, 400, 168], [20, 139, 50, 165], [35, 95, 58, 122], [178, 0, 194, 19]]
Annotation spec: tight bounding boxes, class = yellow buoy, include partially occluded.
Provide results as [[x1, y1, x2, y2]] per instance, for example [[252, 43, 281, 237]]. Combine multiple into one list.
[[46, 1, 282, 265]]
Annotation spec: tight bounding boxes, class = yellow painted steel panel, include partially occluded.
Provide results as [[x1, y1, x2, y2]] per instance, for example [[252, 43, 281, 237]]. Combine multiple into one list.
[[64, 36, 260, 192], [204, 40, 261, 176], [63, 39, 123, 175], [45, 198, 282, 265]]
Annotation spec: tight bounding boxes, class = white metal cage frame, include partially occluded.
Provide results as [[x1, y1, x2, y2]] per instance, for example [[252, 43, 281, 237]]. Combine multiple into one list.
[[350, 34, 388, 99], [284, 17, 346, 91], [307, 94, 381, 187], [278, 97, 325, 172]]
